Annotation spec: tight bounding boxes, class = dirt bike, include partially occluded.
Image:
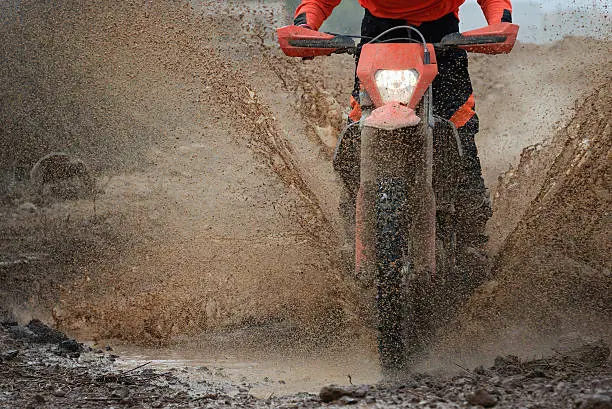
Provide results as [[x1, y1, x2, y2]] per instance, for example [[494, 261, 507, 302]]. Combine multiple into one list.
[[277, 22, 518, 373]]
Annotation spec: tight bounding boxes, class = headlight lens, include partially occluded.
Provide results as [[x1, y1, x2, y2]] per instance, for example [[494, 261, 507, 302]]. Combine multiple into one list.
[[374, 69, 419, 104]]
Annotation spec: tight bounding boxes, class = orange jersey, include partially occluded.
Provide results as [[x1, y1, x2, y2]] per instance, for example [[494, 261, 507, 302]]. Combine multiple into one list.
[[295, 0, 512, 30]]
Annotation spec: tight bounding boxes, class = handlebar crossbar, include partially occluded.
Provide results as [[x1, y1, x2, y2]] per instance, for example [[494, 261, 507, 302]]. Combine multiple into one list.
[[277, 23, 518, 58]]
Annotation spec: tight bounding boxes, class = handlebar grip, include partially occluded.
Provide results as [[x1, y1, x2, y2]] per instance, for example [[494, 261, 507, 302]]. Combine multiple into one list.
[[437, 23, 519, 55], [437, 32, 507, 46], [277, 25, 356, 58], [289, 35, 356, 51]]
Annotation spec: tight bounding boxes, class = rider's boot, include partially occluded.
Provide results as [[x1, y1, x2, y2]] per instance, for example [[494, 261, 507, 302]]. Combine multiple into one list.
[[333, 121, 361, 270], [454, 128, 492, 279], [333, 121, 361, 234]]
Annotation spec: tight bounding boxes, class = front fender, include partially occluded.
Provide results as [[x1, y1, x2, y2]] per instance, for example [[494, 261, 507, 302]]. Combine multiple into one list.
[[363, 102, 421, 131]]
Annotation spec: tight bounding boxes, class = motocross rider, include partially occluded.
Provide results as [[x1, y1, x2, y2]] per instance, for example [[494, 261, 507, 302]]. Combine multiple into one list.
[[293, 0, 513, 253]]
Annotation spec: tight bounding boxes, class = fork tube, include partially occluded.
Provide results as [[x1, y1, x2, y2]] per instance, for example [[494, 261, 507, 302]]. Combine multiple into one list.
[[356, 121, 411, 282], [413, 87, 436, 276], [355, 122, 377, 282]]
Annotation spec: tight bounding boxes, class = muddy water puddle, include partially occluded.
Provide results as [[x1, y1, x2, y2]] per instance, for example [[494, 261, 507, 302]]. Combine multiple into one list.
[[109, 343, 380, 397]]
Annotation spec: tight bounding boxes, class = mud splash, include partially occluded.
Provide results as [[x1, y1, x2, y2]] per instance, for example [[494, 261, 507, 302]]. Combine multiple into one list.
[[1, 0, 367, 346], [431, 79, 612, 366]]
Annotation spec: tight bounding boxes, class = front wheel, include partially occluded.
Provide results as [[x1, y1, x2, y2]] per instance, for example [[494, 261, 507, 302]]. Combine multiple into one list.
[[375, 177, 445, 374], [358, 122, 438, 375], [375, 177, 409, 372]]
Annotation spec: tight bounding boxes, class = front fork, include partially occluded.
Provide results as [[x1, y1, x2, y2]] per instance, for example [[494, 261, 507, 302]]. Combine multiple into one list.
[[355, 87, 437, 281], [419, 86, 437, 277]]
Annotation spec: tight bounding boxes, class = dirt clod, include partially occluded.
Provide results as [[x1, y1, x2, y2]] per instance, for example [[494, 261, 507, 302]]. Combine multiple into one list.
[[319, 385, 369, 403], [0, 349, 19, 361], [25, 320, 68, 344], [57, 339, 82, 353], [319, 385, 350, 402], [111, 387, 130, 400], [467, 389, 498, 407], [580, 395, 612, 409]]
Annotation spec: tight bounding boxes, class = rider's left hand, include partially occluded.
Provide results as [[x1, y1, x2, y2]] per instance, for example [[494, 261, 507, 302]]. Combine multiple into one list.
[[293, 13, 315, 61], [293, 13, 314, 30], [500, 9, 512, 23]]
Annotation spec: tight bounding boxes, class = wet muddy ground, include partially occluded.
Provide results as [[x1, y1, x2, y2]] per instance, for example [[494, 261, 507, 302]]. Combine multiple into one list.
[[2, 320, 610, 408]]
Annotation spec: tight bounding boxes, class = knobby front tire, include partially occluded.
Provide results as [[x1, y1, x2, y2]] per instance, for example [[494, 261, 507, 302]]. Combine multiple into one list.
[[375, 177, 409, 373]]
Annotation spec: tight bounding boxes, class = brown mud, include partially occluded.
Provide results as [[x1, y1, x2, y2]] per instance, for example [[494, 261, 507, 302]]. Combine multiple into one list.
[[1, 0, 611, 406]]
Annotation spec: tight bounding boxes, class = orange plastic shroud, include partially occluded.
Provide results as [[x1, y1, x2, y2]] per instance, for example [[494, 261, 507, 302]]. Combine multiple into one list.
[[357, 43, 438, 110], [277, 23, 519, 58], [277, 25, 354, 58]]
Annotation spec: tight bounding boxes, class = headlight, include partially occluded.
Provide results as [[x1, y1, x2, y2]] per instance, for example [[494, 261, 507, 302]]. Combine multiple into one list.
[[374, 69, 419, 104]]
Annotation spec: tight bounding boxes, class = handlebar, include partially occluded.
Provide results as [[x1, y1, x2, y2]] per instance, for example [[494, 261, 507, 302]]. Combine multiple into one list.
[[436, 22, 519, 54], [277, 23, 519, 58]]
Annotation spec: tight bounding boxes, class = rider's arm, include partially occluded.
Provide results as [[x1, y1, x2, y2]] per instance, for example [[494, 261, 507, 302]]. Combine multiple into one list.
[[293, 0, 342, 30], [477, 0, 513, 24]]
